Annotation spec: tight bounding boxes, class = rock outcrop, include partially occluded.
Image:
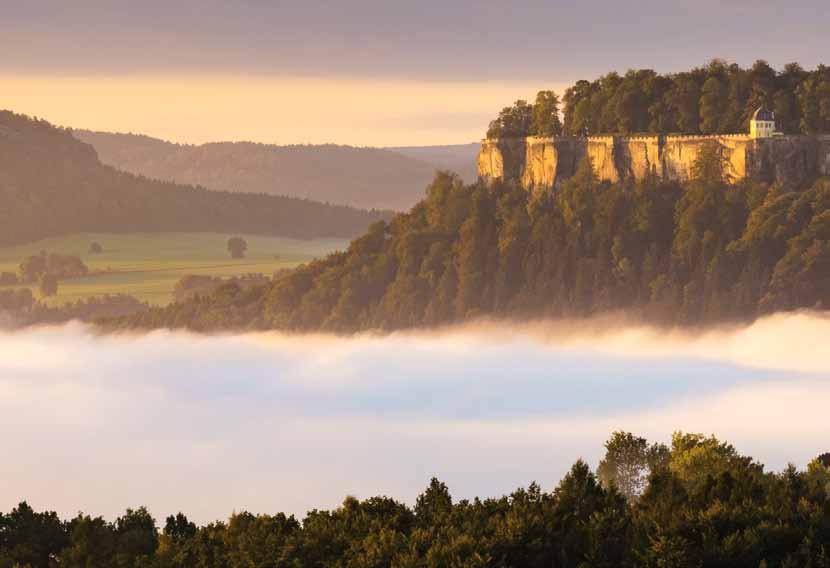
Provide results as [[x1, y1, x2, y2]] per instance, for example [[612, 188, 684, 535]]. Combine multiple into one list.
[[478, 134, 830, 189]]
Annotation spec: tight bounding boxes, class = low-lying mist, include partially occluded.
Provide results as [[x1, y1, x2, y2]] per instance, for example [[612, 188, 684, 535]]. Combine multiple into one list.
[[1, 312, 828, 523]]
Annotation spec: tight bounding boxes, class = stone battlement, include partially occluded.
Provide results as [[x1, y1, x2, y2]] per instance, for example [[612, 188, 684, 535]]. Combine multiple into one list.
[[665, 133, 751, 141], [478, 134, 830, 189], [506, 133, 755, 143]]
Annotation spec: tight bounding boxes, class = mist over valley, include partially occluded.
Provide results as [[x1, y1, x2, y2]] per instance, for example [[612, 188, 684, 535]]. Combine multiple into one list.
[[2, 312, 827, 522]]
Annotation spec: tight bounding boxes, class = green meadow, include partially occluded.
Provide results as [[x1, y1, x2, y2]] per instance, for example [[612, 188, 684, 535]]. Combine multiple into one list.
[[0, 233, 347, 306]]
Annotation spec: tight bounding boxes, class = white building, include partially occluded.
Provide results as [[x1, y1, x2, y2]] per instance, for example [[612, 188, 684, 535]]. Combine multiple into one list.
[[749, 107, 777, 139]]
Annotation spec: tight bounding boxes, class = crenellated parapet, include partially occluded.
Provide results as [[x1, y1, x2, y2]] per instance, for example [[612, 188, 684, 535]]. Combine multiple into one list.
[[586, 135, 617, 143], [478, 134, 830, 189], [664, 133, 750, 141]]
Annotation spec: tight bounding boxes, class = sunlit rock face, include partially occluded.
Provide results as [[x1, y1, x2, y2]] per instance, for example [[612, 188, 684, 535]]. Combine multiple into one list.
[[478, 134, 830, 189], [658, 135, 749, 182], [519, 137, 585, 188]]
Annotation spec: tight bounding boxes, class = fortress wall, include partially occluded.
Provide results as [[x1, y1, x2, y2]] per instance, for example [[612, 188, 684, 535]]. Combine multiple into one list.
[[587, 138, 619, 183], [521, 137, 557, 188], [477, 139, 505, 181], [517, 137, 591, 189], [748, 135, 822, 187], [478, 134, 824, 189], [553, 138, 589, 185], [616, 137, 662, 180], [819, 135, 830, 176], [661, 136, 749, 182], [478, 137, 528, 183]]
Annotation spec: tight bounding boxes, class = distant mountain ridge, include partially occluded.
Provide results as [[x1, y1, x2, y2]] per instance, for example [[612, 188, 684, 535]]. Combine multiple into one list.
[[74, 130, 480, 211], [0, 111, 389, 246]]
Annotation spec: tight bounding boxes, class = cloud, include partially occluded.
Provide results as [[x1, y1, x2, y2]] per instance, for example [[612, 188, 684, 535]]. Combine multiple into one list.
[[3, 1, 828, 145], [0, 314, 829, 523], [2, 1, 828, 79]]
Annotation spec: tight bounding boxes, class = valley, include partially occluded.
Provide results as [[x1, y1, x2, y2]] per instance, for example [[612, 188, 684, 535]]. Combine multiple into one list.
[[0, 232, 346, 306], [3, 3, 830, 566]]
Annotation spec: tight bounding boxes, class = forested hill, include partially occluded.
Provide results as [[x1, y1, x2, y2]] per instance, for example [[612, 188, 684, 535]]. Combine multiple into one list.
[[487, 60, 830, 138], [74, 130, 479, 211], [120, 144, 830, 332], [0, 111, 389, 246]]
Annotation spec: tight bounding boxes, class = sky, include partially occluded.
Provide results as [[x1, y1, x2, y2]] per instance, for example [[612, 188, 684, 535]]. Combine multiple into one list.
[[2, 0, 829, 145], [2, 312, 829, 524]]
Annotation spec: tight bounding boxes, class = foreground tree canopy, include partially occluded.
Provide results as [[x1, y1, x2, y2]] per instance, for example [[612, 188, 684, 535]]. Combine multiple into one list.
[[120, 145, 830, 332], [3, 431, 830, 567], [487, 60, 830, 138]]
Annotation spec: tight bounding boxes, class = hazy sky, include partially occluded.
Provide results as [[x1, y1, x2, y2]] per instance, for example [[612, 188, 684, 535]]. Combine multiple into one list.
[[2, 0, 829, 144], [2, 313, 829, 523]]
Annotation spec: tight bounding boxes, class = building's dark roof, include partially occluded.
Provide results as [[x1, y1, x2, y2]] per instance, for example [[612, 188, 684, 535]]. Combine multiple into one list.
[[752, 107, 775, 121]]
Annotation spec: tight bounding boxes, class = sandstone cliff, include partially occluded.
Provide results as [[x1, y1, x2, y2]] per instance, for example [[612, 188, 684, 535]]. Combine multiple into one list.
[[478, 134, 830, 189]]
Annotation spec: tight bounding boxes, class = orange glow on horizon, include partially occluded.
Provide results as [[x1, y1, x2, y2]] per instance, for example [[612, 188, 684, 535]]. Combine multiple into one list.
[[0, 74, 556, 146]]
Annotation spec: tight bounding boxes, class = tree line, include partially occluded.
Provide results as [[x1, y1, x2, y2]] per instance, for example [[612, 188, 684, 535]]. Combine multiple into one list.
[[118, 143, 830, 332], [3, 431, 830, 567], [0, 289, 146, 328], [0, 111, 390, 247], [487, 60, 830, 138]]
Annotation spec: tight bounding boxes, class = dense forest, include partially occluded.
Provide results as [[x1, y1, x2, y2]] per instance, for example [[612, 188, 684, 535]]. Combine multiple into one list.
[[487, 60, 830, 138], [3, 432, 830, 567], [120, 142, 830, 332], [0, 111, 389, 247], [74, 131, 479, 211]]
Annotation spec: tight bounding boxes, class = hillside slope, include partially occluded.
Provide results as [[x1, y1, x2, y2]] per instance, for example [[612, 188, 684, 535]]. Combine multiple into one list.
[[0, 111, 388, 246], [387, 143, 479, 180], [119, 161, 830, 332], [74, 130, 479, 210]]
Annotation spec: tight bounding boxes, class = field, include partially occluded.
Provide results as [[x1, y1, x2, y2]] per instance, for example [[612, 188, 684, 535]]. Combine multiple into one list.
[[0, 233, 347, 306]]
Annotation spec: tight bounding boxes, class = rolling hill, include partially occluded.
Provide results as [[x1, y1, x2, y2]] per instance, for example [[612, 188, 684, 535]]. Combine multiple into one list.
[[0, 111, 389, 246], [73, 130, 480, 210]]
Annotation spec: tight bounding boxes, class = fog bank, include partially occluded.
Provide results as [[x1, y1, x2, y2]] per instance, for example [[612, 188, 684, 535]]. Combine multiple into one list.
[[1, 312, 828, 523]]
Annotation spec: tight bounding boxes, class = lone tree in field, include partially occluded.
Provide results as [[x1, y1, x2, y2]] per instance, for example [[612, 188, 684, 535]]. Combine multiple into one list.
[[39, 273, 58, 297], [227, 237, 248, 259], [88, 242, 103, 254]]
